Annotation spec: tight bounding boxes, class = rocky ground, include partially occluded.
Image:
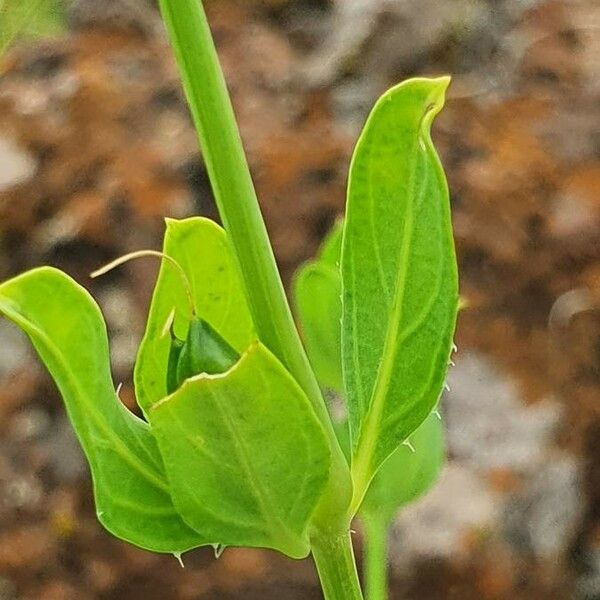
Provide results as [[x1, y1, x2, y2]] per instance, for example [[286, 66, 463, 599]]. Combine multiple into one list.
[[0, 0, 599, 598]]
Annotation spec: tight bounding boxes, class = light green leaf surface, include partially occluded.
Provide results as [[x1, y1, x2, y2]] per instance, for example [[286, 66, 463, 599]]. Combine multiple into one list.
[[135, 217, 255, 412], [0, 0, 65, 56], [149, 342, 331, 558], [318, 219, 344, 266], [293, 221, 343, 392], [294, 263, 342, 393], [333, 411, 443, 525], [0, 267, 206, 553], [360, 412, 444, 525], [342, 77, 458, 503]]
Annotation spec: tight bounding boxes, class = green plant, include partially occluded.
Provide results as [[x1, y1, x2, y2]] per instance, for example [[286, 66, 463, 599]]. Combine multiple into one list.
[[295, 223, 447, 599], [0, 1, 458, 598]]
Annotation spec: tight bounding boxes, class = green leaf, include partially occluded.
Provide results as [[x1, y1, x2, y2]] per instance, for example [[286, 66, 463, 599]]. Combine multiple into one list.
[[170, 317, 240, 393], [342, 77, 458, 503], [360, 412, 444, 525], [293, 221, 343, 392], [295, 218, 445, 524], [333, 412, 443, 528], [135, 217, 255, 412], [148, 342, 331, 558], [0, 0, 65, 56], [293, 264, 342, 393], [317, 219, 344, 266], [0, 267, 206, 553]]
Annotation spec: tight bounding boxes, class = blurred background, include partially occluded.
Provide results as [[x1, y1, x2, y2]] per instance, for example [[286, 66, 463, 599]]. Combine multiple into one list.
[[0, 0, 599, 598]]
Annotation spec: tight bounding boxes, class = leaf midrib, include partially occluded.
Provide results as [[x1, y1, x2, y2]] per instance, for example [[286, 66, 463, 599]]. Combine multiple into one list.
[[206, 372, 302, 550], [350, 129, 424, 504]]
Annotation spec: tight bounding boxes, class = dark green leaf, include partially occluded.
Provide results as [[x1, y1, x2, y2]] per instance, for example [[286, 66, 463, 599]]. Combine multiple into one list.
[[168, 317, 240, 394]]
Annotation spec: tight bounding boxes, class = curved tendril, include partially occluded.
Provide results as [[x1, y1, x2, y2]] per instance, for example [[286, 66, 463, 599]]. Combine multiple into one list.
[[90, 250, 195, 317]]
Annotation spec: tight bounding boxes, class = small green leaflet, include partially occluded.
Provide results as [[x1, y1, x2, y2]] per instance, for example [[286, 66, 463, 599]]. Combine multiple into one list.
[[360, 412, 444, 526], [293, 221, 343, 393], [149, 342, 331, 558], [341, 77, 458, 505], [135, 217, 255, 413], [0, 268, 205, 553], [333, 412, 443, 526]]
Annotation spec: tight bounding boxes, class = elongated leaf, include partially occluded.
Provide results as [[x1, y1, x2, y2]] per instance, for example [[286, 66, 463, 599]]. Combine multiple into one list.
[[360, 412, 444, 525], [0, 267, 206, 552], [135, 217, 255, 412], [342, 77, 458, 498], [295, 219, 445, 523], [149, 342, 331, 558]]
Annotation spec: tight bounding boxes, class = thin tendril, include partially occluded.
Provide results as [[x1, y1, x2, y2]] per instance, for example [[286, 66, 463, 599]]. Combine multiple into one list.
[[90, 250, 195, 316]]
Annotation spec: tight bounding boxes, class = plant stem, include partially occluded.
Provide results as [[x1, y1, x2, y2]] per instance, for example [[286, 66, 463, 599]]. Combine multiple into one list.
[[157, 0, 309, 397], [312, 532, 364, 600], [157, 0, 352, 534], [363, 516, 390, 600]]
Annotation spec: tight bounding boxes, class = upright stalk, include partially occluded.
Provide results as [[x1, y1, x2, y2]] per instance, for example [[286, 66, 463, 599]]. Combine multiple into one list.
[[157, 1, 358, 595], [363, 516, 390, 600], [312, 533, 364, 600], [157, 0, 308, 394]]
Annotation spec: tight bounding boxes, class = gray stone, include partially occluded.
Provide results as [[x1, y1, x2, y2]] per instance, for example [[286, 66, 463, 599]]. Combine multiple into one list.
[[45, 415, 86, 482], [0, 321, 30, 377], [97, 286, 143, 376], [0, 136, 37, 192], [577, 547, 600, 600], [503, 454, 583, 559], [1, 475, 43, 511], [445, 352, 562, 474], [9, 407, 52, 441], [390, 464, 497, 565]]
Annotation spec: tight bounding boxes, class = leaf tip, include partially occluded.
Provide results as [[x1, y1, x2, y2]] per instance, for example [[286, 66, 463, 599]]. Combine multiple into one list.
[[421, 75, 451, 128]]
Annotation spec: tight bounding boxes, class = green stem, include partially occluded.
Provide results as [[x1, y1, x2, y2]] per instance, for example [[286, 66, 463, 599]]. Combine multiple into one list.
[[157, 0, 352, 536], [157, 0, 310, 398], [363, 516, 390, 600], [312, 532, 364, 600]]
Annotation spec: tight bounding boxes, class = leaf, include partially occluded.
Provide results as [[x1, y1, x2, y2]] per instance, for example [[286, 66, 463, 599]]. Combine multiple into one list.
[[0, 267, 206, 553], [317, 219, 344, 266], [135, 217, 255, 413], [0, 0, 65, 56], [148, 342, 331, 558], [360, 412, 444, 526], [293, 264, 342, 393], [341, 77, 458, 501], [170, 317, 240, 393], [293, 221, 344, 392], [295, 218, 445, 523]]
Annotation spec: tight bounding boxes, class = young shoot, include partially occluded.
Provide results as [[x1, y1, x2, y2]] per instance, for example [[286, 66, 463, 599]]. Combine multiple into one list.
[[0, 1, 458, 598]]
